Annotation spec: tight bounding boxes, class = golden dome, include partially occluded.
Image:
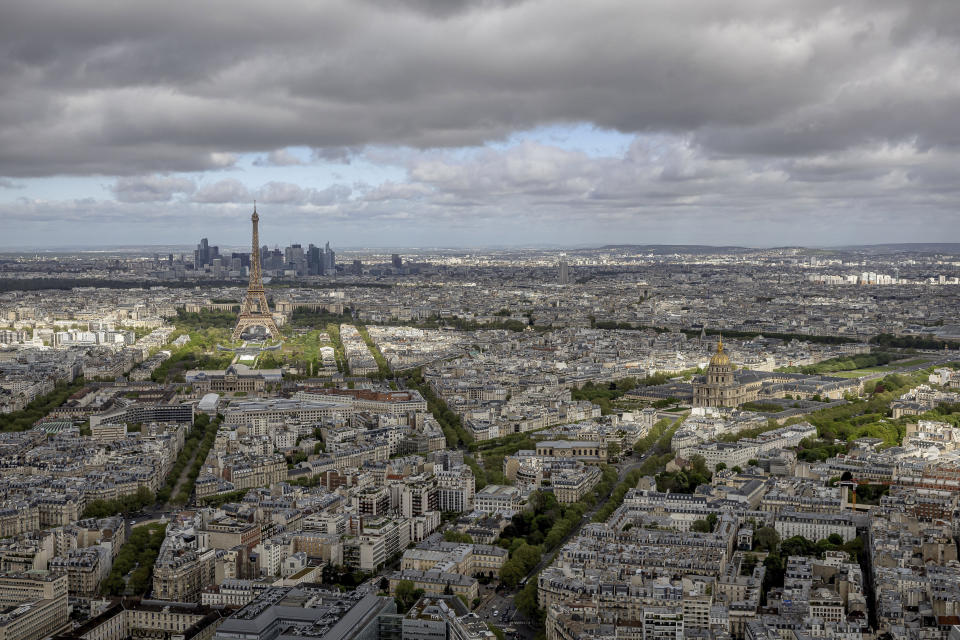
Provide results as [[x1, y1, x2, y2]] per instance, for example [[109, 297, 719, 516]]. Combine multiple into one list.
[[709, 337, 730, 367]]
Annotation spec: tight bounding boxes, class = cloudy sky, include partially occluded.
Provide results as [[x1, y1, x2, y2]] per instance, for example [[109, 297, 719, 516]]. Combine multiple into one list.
[[2, 0, 960, 249]]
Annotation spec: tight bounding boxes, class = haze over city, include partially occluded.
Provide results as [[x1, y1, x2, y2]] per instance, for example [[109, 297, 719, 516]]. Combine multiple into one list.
[[3, 1, 960, 247]]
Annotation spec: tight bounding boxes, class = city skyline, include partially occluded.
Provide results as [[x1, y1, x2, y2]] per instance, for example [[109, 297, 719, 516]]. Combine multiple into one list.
[[3, 2, 960, 247]]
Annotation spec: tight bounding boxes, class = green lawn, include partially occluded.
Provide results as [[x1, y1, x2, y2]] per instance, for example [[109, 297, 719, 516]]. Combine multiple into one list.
[[830, 359, 931, 378], [281, 329, 329, 362], [152, 327, 236, 383], [254, 329, 333, 371]]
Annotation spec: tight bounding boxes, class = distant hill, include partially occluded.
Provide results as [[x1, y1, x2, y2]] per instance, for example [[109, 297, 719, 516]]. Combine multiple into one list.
[[595, 243, 960, 255], [829, 243, 960, 254], [598, 244, 752, 254]]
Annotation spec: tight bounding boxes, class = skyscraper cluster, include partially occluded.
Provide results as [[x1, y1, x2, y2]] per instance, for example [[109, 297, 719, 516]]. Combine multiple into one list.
[[194, 238, 220, 269], [193, 237, 336, 276]]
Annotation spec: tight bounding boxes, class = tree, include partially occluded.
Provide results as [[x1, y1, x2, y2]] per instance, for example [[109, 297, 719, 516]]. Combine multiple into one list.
[[753, 526, 780, 552], [715, 462, 727, 472], [443, 530, 474, 544], [692, 514, 718, 533], [779, 535, 816, 558], [747, 459, 759, 467], [512, 543, 541, 572], [395, 580, 422, 611], [706, 513, 718, 531], [499, 561, 526, 588], [606, 442, 621, 461]]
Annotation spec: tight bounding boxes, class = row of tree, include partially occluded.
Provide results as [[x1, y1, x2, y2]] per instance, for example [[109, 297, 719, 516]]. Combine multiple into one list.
[[173, 416, 219, 504], [593, 468, 644, 522], [0, 378, 86, 432], [632, 418, 678, 456], [325, 323, 350, 375], [871, 333, 959, 350], [288, 307, 353, 327], [200, 489, 249, 508], [173, 309, 238, 330], [82, 486, 154, 519], [404, 368, 473, 447], [156, 414, 215, 505], [583, 321, 858, 345], [511, 468, 659, 622], [804, 370, 931, 445], [100, 523, 167, 596], [355, 324, 393, 377], [0, 278, 245, 292]]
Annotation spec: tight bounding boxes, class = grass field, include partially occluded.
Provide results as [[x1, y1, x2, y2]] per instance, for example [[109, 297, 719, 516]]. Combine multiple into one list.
[[253, 328, 333, 370], [829, 358, 931, 378], [280, 329, 330, 363]]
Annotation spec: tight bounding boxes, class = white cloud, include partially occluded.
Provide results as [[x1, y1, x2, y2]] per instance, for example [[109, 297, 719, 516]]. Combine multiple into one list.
[[193, 178, 250, 203], [111, 174, 196, 202]]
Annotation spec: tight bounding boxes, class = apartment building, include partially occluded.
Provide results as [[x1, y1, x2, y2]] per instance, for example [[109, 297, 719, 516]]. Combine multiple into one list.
[[0, 571, 68, 640], [535, 440, 608, 465], [388, 569, 479, 602], [473, 485, 521, 514], [773, 512, 858, 544]]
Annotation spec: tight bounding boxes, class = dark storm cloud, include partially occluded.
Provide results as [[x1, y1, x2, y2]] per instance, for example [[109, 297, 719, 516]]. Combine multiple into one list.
[[3, 0, 960, 178]]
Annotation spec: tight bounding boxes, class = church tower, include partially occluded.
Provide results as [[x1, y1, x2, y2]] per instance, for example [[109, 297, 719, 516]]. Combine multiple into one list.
[[694, 336, 739, 407]]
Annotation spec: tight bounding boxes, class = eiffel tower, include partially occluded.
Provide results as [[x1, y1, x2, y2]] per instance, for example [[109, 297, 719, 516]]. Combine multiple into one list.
[[232, 204, 280, 341]]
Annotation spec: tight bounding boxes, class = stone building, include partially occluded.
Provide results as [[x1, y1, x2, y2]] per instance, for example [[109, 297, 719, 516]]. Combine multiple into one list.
[[693, 339, 759, 408]]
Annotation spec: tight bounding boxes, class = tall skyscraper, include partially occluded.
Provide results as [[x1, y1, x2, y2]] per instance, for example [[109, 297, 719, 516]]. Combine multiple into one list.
[[307, 244, 322, 275], [284, 243, 306, 275], [558, 258, 570, 285], [324, 242, 336, 274], [194, 238, 219, 269], [392, 254, 403, 269]]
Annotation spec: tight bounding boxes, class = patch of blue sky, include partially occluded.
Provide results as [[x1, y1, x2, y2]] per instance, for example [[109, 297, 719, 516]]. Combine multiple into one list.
[[489, 122, 633, 157]]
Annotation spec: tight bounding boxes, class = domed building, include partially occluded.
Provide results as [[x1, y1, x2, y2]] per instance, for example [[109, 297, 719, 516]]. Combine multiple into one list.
[[693, 338, 761, 407]]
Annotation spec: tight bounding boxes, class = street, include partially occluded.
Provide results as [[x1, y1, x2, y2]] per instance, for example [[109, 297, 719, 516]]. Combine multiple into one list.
[[473, 585, 535, 640], [481, 443, 668, 637]]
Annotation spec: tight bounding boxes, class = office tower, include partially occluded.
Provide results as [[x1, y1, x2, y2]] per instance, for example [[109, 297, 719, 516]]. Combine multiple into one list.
[[194, 238, 220, 268], [392, 254, 402, 269], [307, 244, 322, 275], [324, 242, 336, 274], [285, 243, 306, 275], [558, 258, 570, 285]]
